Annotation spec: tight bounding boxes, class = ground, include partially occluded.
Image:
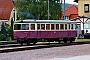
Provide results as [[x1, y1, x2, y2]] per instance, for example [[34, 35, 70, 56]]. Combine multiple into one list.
[[0, 44, 90, 60]]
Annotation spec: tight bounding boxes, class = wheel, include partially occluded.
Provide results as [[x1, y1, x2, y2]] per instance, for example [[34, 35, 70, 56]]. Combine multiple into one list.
[[33, 40, 37, 45], [64, 41, 67, 43], [17, 38, 24, 45], [26, 42, 30, 46], [70, 41, 73, 43], [70, 37, 75, 43], [26, 40, 30, 46], [58, 41, 61, 44], [20, 42, 23, 45], [33, 42, 36, 45]]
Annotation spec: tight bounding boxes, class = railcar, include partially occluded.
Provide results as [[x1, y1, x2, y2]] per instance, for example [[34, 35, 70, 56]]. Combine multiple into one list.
[[14, 19, 77, 45]]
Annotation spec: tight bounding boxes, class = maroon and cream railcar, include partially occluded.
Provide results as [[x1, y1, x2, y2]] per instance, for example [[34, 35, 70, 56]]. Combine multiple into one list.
[[14, 20, 77, 45]]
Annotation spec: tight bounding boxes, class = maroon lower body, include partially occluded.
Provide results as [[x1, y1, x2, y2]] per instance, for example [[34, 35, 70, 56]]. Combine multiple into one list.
[[14, 30, 77, 45]]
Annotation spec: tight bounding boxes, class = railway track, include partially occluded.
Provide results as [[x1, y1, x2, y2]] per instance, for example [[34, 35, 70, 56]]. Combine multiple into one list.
[[0, 42, 89, 53], [0, 41, 90, 53]]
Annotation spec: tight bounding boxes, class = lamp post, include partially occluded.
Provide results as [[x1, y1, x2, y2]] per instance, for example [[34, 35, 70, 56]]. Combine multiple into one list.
[[13, 9, 15, 21], [48, 0, 49, 20], [64, 0, 66, 20]]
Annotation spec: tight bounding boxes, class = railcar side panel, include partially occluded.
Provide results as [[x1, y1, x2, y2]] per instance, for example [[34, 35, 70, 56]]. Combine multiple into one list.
[[14, 30, 77, 39], [67, 30, 77, 38], [14, 31, 30, 39]]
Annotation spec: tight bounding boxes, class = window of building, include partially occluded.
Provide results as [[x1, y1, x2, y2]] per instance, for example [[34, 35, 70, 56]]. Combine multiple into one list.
[[85, 24, 90, 29], [84, 4, 89, 12], [66, 16, 69, 20], [46, 24, 50, 30], [64, 16, 69, 20], [41, 24, 45, 30], [31, 24, 35, 30]]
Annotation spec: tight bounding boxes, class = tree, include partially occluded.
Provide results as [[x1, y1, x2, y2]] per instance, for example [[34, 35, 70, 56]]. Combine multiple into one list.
[[15, 0, 62, 20], [6, 18, 14, 40], [1, 22, 7, 40], [0, 34, 6, 41]]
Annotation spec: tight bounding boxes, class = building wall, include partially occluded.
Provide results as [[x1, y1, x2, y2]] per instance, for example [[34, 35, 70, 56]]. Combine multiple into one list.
[[8, 8, 17, 25], [78, 0, 90, 16], [76, 18, 90, 33]]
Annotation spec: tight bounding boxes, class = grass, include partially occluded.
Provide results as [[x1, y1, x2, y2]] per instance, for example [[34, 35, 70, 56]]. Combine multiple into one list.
[[75, 39, 90, 42], [0, 39, 90, 44], [0, 40, 16, 42], [36, 41, 59, 44], [37, 39, 90, 44]]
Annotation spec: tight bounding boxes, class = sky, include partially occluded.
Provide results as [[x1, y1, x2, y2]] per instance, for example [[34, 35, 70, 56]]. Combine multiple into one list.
[[62, 0, 78, 5]]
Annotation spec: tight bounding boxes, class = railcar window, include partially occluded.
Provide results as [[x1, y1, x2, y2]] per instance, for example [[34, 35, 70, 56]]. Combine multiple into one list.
[[65, 24, 67, 29], [69, 24, 70, 29], [71, 24, 73, 29], [22, 24, 29, 30], [75, 24, 77, 29], [46, 24, 50, 30], [37, 24, 40, 30], [31, 24, 35, 30], [56, 24, 59, 30], [41, 24, 45, 30], [51, 24, 54, 30], [60, 24, 64, 29], [14, 24, 21, 30]]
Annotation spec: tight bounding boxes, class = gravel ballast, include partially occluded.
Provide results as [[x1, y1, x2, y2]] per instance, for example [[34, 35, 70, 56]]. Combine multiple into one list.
[[0, 44, 90, 60]]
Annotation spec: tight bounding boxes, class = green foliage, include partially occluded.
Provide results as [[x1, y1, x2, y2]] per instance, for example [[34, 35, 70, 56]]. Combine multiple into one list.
[[6, 18, 14, 39], [11, 19, 14, 37], [0, 34, 6, 41], [15, 0, 62, 20], [11, 18, 14, 29], [7, 26, 13, 36], [5, 18, 14, 40], [1, 22, 7, 39]]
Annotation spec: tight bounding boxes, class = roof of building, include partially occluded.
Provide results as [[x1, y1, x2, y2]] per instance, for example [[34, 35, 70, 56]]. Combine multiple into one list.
[[60, 5, 78, 20], [62, 5, 78, 16], [0, 0, 14, 20], [70, 14, 78, 20]]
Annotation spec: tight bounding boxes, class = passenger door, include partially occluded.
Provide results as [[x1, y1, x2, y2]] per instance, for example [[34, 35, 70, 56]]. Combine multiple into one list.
[[77, 24, 81, 37]]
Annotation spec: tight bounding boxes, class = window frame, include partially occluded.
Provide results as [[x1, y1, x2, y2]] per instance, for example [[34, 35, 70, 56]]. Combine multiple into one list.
[[21, 24, 29, 30], [65, 16, 70, 20], [65, 24, 67, 30], [37, 24, 40, 30], [31, 23, 35, 30], [71, 24, 74, 30], [51, 24, 55, 30], [14, 24, 21, 30], [84, 4, 89, 12], [46, 24, 50, 30], [56, 24, 59, 30], [41, 24, 45, 30], [60, 24, 64, 30]]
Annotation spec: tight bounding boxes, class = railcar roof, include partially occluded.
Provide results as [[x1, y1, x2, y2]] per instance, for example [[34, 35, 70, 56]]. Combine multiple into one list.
[[14, 19, 76, 23]]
